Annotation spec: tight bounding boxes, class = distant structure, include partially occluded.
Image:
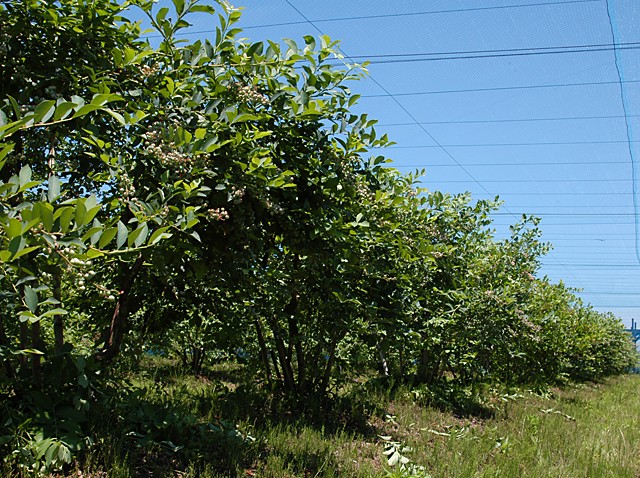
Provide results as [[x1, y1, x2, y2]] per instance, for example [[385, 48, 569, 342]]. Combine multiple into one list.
[[626, 318, 640, 343]]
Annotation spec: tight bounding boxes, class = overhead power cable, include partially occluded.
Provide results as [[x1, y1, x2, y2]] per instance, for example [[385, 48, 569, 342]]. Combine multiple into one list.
[[328, 43, 640, 65], [360, 79, 640, 98], [240, 0, 600, 29], [282, 0, 495, 197], [385, 140, 639, 148], [146, 0, 601, 39], [427, 178, 630, 183], [378, 114, 640, 126], [396, 160, 629, 167], [492, 213, 638, 216], [338, 41, 640, 61], [604, 0, 640, 265], [474, 192, 634, 196]]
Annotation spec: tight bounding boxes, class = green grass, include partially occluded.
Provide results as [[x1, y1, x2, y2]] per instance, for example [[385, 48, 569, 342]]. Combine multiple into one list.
[[11, 362, 640, 478]]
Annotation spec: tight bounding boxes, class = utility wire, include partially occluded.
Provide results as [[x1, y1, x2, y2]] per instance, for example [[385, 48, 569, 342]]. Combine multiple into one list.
[[337, 41, 640, 61], [492, 212, 638, 216], [328, 43, 640, 65], [396, 161, 629, 167], [474, 192, 634, 196], [240, 0, 601, 29], [282, 0, 494, 197], [604, 0, 640, 264], [147, 0, 601, 38], [425, 178, 631, 183], [384, 140, 639, 147], [378, 114, 640, 126], [360, 79, 640, 98]]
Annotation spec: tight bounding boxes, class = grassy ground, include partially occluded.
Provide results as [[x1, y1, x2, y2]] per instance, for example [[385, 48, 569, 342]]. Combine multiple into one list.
[[14, 361, 640, 477]]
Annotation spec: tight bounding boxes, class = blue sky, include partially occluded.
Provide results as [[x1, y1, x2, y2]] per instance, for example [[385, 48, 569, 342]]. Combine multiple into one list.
[[133, 0, 640, 327]]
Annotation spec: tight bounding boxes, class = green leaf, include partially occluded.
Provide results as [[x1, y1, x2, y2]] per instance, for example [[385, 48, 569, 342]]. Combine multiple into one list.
[[13, 348, 44, 356], [116, 221, 128, 248], [58, 442, 71, 464], [8, 235, 25, 258], [5, 218, 21, 239], [18, 165, 31, 187], [78, 373, 89, 388], [148, 226, 170, 245], [33, 100, 56, 123], [104, 108, 126, 125], [82, 226, 103, 242], [75, 199, 87, 226], [128, 222, 148, 247], [0, 142, 15, 163], [99, 226, 118, 248], [53, 101, 78, 121], [12, 246, 38, 260], [84, 205, 101, 226], [24, 285, 38, 313], [72, 104, 103, 119], [37, 202, 54, 231], [231, 113, 259, 124], [59, 207, 74, 232], [40, 308, 68, 318], [48, 174, 60, 202]]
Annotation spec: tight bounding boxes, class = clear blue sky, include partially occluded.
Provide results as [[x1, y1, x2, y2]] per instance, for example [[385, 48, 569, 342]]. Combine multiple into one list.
[[132, 0, 640, 327]]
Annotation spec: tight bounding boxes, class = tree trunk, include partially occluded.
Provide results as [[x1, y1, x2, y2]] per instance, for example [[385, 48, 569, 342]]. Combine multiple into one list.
[[254, 318, 272, 385], [53, 272, 64, 354], [0, 315, 14, 378], [288, 316, 305, 388], [321, 335, 339, 394], [377, 341, 389, 376], [19, 322, 28, 368], [31, 321, 42, 387], [270, 350, 282, 382], [270, 319, 295, 392], [96, 255, 144, 362]]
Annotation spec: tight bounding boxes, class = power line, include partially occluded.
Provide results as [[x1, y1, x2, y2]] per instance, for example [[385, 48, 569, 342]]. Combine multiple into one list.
[[378, 114, 640, 126], [604, 0, 640, 265], [239, 0, 601, 30], [506, 205, 636, 208], [147, 0, 601, 39], [384, 140, 640, 148], [340, 41, 640, 61], [495, 222, 635, 226], [492, 213, 637, 216], [361, 79, 640, 98], [578, 292, 640, 295], [588, 306, 640, 308], [474, 192, 634, 196], [337, 43, 640, 65], [282, 0, 495, 197], [396, 160, 630, 167], [543, 264, 640, 267], [425, 178, 630, 183]]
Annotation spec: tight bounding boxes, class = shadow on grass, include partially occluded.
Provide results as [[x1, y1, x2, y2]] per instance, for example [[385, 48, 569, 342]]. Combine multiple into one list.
[[86, 360, 495, 476], [360, 375, 496, 419]]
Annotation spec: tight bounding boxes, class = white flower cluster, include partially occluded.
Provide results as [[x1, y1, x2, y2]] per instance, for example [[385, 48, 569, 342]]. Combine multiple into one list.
[[139, 65, 158, 77], [118, 171, 135, 198], [264, 199, 284, 215], [141, 129, 193, 174], [230, 186, 245, 204], [206, 207, 229, 221], [227, 82, 269, 105]]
